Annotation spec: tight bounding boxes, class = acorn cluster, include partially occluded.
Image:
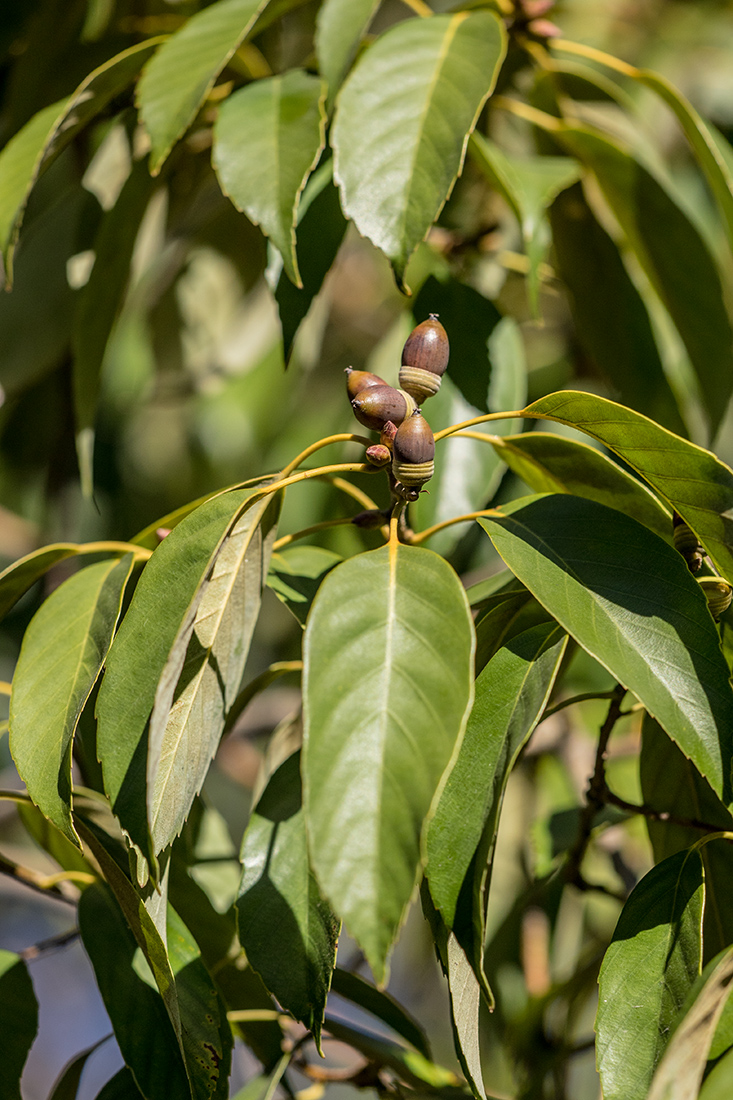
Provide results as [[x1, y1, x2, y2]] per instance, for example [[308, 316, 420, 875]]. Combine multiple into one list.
[[347, 314, 449, 502]]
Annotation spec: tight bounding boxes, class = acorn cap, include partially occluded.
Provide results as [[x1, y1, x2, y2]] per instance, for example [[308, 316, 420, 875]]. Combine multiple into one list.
[[698, 576, 733, 619], [392, 409, 435, 487], [345, 367, 387, 401], [351, 385, 413, 432]]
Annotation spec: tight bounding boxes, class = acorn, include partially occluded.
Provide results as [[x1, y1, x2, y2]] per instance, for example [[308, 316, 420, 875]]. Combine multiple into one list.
[[698, 577, 733, 620], [345, 367, 387, 401], [351, 385, 416, 432], [392, 408, 435, 488], [399, 314, 449, 403], [673, 512, 705, 572]]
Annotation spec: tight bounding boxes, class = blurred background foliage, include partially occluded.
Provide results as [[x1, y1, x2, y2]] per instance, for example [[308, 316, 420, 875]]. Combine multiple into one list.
[[2, 1, 733, 1097]]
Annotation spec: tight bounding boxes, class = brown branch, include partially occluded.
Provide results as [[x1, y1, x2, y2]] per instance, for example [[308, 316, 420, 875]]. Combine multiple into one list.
[[603, 789, 731, 835], [21, 927, 80, 960]]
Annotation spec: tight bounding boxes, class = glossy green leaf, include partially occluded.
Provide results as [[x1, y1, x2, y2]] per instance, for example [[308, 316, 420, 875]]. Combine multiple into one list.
[[473, 584, 542, 674], [47, 1039, 108, 1100], [596, 849, 704, 1100], [10, 554, 135, 847], [524, 390, 733, 584], [274, 162, 348, 363], [332, 11, 506, 286], [427, 621, 567, 928], [93, 1069, 144, 1100], [79, 881, 193, 1100], [549, 183, 685, 435], [330, 968, 430, 1060], [237, 750, 339, 1049], [637, 70, 733, 253], [558, 125, 733, 434], [76, 823, 232, 1100], [137, 0, 270, 174], [96, 486, 258, 856], [491, 430, 671, 540], [0, 40, 160, 282], [641, 716, 733, 961], [73, 158, 157, 497], [479, 495, 733, 805], [214, 70, 327, 286], [267, 545, 341, 627], [648, 946, 733, 1100], [469, 134, 579, 313], [303, 543, 475, 982], [0, 543, 91, 621], [315, 0, 381, 110], [146, 493, 279, 855], [0, 950, 37, 1100], [414, 315, 526, 557]]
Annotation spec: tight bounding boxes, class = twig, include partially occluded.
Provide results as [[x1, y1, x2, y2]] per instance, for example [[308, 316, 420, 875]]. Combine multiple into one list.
[[603, 789, 731, 835], [21, 927, 80, 960]]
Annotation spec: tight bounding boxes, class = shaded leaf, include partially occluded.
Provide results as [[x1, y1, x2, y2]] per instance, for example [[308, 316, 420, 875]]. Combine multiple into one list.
[[0, 544, 89, 621], [214, 70, 326, 286], [96, 486, 259, 856], [147, 493, 280, 855], [524, 390, 733, 584], [303, 544, 475, 982], [137, 0, 271, 174], [322, 1016, 459, 1092], [0, 950, 38, 1100], [238, 750, 339, 1049], [479, 495, 733, 805], [549, 183, 685, 434], [491, 429, 671, 540], [0, 39, 160, 281], [93, 1069, 144, 1100], [267, 544, 341, 626], [332, 11, 506, 286], [47, 1039, 109, 1100], [558, 125, 733, 434], [10, 554, 135, 846], [469, 135, 579, 313], [330, 968, 430, 1060], [316, 0, 381, 110], [596, 849, 704, 1100]]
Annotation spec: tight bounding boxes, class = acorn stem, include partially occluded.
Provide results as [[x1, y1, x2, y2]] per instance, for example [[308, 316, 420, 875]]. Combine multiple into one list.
[[409, 507, 504, 546], [280, 433, 373, 477], [435, 411, 525, 441]]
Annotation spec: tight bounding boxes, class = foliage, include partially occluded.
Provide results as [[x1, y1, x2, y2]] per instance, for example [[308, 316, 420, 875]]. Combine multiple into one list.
[[3, 2, 733, 1099]]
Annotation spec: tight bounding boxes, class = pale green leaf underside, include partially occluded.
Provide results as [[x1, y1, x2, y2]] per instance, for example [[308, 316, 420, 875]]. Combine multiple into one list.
[[303, 543, 475, 983], [479, 494, 733, 805], [332, 10, 506, 282]]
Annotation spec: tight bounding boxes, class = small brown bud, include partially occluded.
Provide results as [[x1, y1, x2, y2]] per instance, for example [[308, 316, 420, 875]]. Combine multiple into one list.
[[352, 508, 390, 529], [365, 444, 391, 467], [380, 421, 398, 446]]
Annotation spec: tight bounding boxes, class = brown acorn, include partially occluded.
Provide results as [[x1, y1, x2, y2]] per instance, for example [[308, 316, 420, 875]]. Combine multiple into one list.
[[351, 385, 416, 432], [345, 367, 387, 401], [673, 512, 705, 572], [698, 577, 733, 620], [392, 408, 435, 488], [399, 314, 449, 403]]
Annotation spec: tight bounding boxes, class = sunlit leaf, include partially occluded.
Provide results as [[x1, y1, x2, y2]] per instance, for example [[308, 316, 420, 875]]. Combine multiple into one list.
[[479, 495, 733, 805], [303, 544, 475, 982], [596, 849, 704, 1100], [214, 70, 327, 286], [315, 0, 381, 110], [10, 554, 135, 846], [332, 11, 506, 286], [137, 0, 270, 174]]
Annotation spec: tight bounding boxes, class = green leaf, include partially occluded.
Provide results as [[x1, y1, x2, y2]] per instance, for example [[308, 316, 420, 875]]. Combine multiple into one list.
[[0, 543, 90, 621], [47, 1039, 109, 1100], [414, 315, 526, 557], [473, 583, 543, 675], [303, 543, 475, 982], [330, 968, 431, 1060], [0, 40, 160, 282], [490, 430, 672, 540], [427, 622, 567, 929], [648, 946, 733, 1100], [214, 70, 327, 287], [549, 183, 685, 435], [332, 11, 507, 286], [479, 495, 733, 805], [146, 493, 280, 856], [315, 0, 381, 110], [72, 157, 157, 497], [274, 162, 348, 363], [596, 848, 704, 1100], [267, 545, 341, 626], [78, 881, 194, 1100], [96, 486, 259, 856], [237, 750, 339, 1049], [701, 1048, 733, 1099], [558, 125, 733, 434], [469, 135, 579, 313], [637, 70, 733, 255], [137, 0, 271, 174], [641, 716, 733, 962], [93, 1069, 144, 1100], [524, 390, 733, 584], [10, 554, 135, 847], [0, 950, 38, 1100], [322, 1016, 459, 1092]]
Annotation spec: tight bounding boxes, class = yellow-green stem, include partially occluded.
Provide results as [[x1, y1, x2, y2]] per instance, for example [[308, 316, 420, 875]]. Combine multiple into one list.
[[550, 38, 640, 79], [435, 411, 523, 441], [246, 463, 372, 505], [0, 681, 10, 696], [389, 502, 406, 547], [328, 476, 378, 512], [398, 0, 432, 16], [83, 540, 152, 561], [492, 95, 563, 131], [273, 518, 355, 551], [280, 434, 372, 478], [410, 509, 503, 546]]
